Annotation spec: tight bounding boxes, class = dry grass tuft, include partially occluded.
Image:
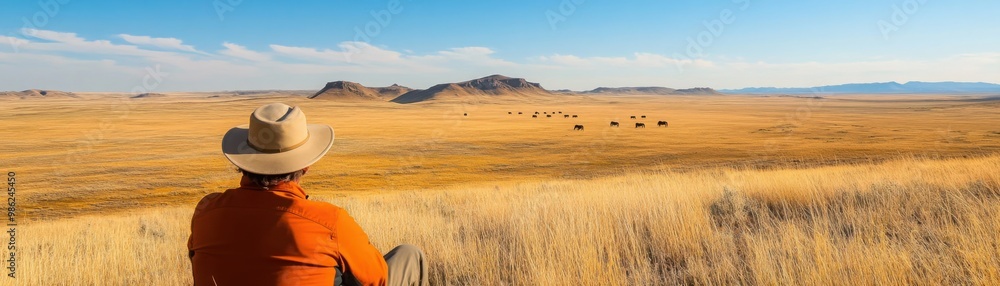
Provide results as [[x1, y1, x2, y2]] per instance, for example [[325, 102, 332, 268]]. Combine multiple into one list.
[[19, 155, 1000, 285]]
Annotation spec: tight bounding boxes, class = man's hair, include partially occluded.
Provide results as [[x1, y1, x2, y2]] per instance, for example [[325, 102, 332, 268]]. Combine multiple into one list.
[[238, 168, 306, 189]]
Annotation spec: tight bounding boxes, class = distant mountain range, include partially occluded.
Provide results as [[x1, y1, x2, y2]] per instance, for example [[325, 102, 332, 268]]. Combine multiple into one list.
[[0, 89, 79, 99], [10, 79, 997, 102], [306, 75, 722, 103], [583, 86, 720, 95], [721, 81, 1000, 94]]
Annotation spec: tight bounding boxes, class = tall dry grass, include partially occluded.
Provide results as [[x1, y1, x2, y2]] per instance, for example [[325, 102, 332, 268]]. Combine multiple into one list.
[[19, 155, 1000, 285]]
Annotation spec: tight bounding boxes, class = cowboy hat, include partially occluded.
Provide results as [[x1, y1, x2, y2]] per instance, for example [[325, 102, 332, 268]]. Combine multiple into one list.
[[222, 103, 334, 175]]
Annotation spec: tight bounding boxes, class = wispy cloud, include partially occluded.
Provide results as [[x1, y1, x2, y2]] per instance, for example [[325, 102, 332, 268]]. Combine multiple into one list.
[[535, 52, 712, 69], [1, 29, 998, 92], [269, 42, 404, 65], [22, 29, 83, 43], [17, 28, 181, 60], [118, 34, 201, 53], [268, 42, 513, 71], [220, 42, 270, 62], [426, 47, 516, 67]]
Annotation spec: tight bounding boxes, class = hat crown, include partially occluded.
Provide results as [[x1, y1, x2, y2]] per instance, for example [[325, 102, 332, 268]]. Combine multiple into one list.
[[247, 103, 309, 153]]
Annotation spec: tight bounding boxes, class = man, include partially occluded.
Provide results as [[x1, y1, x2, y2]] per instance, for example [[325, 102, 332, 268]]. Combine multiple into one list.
[[188, 103, 427, 286]]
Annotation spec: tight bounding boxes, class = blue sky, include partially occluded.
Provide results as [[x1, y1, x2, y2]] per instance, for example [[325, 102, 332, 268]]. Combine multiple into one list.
[[1, 0, 998, 92]]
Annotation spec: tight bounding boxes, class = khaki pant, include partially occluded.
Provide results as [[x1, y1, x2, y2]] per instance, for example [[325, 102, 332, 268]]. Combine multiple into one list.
[[384, 244, 428, 286]]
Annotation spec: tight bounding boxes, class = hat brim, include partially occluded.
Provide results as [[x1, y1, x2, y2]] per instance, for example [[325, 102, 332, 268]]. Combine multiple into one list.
[[221, 124, 334, 175]]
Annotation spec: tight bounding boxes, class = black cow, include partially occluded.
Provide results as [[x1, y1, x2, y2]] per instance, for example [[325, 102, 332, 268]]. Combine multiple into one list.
[[532, 115, 538, 118], [508, 112, 512, 114], [464, 113, 468, 116], [635, 123, 645, 128], [564, 115, 569, 118], [658, 121, 668, 127], [544, 112, 548, 114], [574, 125, 584, 131], [572, 115, 578, 118], [546, 114, 552, 117], [641, 115, 646, 119], [518, 112, 523, 114], [558, 111, 562, 114], [610, 121, 619, 127], [535, 112, 540, 114], [630, 116, 637, 119]]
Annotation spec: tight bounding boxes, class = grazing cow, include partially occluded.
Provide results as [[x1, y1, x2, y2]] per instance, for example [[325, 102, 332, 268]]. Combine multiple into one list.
[[574, 125, 584, 131], [508, 112, 512, 114], [547, 114, 552, 117], [635, 123, 645, 128], [535, 112, 540, 114], [564, 115, 570, 118], [610, 121, 619, 127], [532, 115, 538, 118], [544, 112, 548, 114], [558, 111, 562, 114], [658, 121, 668, 127], [464, 113, 468, 116], [518, 112, 523, 114], [572, 115, 578, 118], [630, 116, 637, 119], [641, 115, 646, 119]]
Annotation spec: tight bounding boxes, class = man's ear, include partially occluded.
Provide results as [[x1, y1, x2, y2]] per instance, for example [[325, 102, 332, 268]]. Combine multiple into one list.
[[302, 166, 309, 175]]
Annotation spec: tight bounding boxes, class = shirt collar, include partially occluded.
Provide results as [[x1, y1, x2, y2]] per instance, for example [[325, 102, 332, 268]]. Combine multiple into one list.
[[238, 175, 308, 199]]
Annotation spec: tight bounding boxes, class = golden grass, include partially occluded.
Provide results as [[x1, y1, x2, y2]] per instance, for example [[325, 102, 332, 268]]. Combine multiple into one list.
[[19, 154, 1000, 285], [5, 94, 1000, 284], [4, 94, 1000, 220]]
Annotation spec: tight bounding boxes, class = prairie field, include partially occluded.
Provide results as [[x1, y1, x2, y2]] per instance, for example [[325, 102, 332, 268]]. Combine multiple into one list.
[[4, 93, 1000, 285], [16, 153, 1000, 285]]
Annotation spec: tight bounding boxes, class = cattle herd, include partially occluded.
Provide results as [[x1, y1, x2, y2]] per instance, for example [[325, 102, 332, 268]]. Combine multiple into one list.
[[489, 111, 670, 131]]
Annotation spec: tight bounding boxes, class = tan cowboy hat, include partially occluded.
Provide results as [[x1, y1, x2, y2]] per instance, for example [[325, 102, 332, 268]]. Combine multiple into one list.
[[222, 103, 334, 175]]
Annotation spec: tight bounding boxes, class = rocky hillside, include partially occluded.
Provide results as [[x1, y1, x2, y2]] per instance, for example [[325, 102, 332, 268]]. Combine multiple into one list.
[[309, 81, 412, 101], [391, 75, 549, 104]]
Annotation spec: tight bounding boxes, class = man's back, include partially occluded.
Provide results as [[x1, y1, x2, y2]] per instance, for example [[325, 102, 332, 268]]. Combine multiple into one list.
[[197, 103, 426, 285], [188, 178, 388, 285]]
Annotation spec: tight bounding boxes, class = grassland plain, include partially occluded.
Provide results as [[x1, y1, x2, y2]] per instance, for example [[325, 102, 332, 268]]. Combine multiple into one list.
[[4, 93, 1000, 221], [16, 154, 1000, 285], [3, 93, 1000, 284]]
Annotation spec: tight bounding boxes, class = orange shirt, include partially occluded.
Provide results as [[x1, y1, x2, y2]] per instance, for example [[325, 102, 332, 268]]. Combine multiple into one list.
[[188, 176, 388, 285]]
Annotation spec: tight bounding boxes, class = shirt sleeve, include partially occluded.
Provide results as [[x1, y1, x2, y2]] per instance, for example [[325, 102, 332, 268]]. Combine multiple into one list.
[[188, 193, 220, 260], [335, 209, 389, 286], [187, 235, 195, 259]]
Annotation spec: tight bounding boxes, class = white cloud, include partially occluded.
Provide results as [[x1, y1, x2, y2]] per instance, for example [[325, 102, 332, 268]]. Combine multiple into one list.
[[536, 52, 712, 69], [536, 54, 588, 66], [0, 35, 31, 52], [220, 42, 270, 62], [445, 47, 493, 56], [430, 47, 515, 66], [676, 53, 1000, 89], [118, 34, 200, 53], [270, 41, 404, 64], [17, 29, 183, 61], [948, 53, 1000, 65], [0, 51, 135, 91], [269, 44, 346, 62], [2, 29, 999, 92], [21, 29, 84, 43]]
